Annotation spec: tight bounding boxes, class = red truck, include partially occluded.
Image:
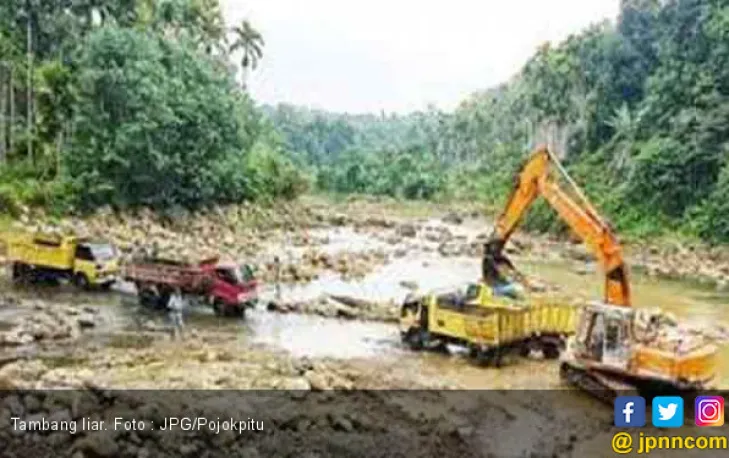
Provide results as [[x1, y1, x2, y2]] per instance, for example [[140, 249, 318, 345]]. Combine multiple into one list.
[[123, 257, 257, 317]]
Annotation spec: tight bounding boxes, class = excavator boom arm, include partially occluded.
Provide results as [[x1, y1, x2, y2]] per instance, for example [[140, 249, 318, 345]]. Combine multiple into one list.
[[484, 146, 631, 307]]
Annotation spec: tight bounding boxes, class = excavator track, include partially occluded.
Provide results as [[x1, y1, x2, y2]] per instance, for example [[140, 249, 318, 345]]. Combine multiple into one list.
[[559, 363, 638, 405]]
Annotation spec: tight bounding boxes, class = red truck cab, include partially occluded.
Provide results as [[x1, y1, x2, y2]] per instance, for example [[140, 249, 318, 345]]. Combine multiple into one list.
[[201, 259, 258, 315]]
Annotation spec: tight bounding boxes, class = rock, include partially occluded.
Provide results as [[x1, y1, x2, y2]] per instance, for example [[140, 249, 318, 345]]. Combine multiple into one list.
[[285, 377, 312, 393], [399, 280, 419, 290], [385, 234, 402, 245], [573, 263, 596, 276], [437, 242, 461, 257], [179, 444, 197, 455], [1, 329, 33, 346], [442, 212, 463, 225], [74, 430, 119, 457], [48, 408, 72, 424], [393, 248, 407, 258], [239, 446, 261, 458], [23, 394, 42, 413], [396, 224, 417, 238], [456, 425, 474, 439], [565, 245, 592, 262], [330, 414, 354, 432], [335, 303, 359, 319], [305, 371, 331, 391], [330, 214, 348, 226], [77, 314, 97, 329], [716, 277, 729, 292]]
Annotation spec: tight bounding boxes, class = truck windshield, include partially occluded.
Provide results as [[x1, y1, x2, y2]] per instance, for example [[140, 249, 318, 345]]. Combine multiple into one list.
[[88, 244, 116, 261], [216, 265, 255, 285]]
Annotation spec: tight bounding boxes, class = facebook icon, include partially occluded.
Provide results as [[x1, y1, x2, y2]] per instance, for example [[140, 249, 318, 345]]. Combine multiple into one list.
[[615, 396, 646, 427]]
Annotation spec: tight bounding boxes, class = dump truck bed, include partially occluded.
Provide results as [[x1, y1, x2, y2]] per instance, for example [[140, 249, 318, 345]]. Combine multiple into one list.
[[3, 232, 76, 270], [123, 260, 210, 292], [462, 302, 577, 347]]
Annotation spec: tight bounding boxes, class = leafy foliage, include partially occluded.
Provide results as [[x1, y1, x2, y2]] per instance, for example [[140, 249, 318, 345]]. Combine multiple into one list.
[[67, 27, 259, 208], [267, 0, 729, 243], [0, 0, 307, 211]]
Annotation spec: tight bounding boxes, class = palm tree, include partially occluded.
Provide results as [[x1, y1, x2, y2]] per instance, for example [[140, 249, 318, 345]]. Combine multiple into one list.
[[607, 103, 646, 177], [228, 19, 264, 88]]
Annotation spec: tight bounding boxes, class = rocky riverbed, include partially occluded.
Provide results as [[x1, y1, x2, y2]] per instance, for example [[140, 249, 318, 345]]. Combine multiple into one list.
[[1, 196, 729, 456]]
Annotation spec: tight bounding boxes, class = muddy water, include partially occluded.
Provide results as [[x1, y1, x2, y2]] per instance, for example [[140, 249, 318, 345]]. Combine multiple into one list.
[[252, 221, 729, 389]]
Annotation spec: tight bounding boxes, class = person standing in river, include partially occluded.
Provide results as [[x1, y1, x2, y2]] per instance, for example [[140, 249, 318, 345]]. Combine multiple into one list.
[[273, 256, 282, 301], [167, 287, 185, 340]]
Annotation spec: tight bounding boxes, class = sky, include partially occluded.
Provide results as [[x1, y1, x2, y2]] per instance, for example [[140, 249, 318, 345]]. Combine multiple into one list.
[[222, 0, 620, 114]]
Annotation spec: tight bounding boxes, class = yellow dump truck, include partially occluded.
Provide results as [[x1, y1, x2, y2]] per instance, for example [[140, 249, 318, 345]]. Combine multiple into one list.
[[400, 282, 578, 366], [3, 231, 120, 289]]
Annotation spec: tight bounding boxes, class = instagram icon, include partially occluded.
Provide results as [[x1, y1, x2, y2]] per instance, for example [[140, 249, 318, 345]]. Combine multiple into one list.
[[694, 396, 724, 426]]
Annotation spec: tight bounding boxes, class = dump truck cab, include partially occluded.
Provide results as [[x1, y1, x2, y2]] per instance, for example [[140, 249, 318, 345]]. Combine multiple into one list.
[[205, 260, 258, 311], [72, 240, 120, 288]]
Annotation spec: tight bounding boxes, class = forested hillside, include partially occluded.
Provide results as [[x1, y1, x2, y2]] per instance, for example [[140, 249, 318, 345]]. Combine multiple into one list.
[[2, 0, 729, 244], [0, 0, 306, 212], [267, 0, 729, 242]]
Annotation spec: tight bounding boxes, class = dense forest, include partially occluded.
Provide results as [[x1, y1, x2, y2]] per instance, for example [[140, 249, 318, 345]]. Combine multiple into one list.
[[0, 0, 306, 212], [2, 0, 729, 243], [266, 0, 729, 243]]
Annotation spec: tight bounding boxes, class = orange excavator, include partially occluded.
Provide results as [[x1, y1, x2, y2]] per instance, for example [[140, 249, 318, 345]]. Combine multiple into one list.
[[483, 146, 717, 399], [482, 146, 630, 307]]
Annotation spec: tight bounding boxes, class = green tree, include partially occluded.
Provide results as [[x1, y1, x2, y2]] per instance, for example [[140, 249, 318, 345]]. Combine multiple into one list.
[[66, 26, 258, 208], [228, 19, 264, 86]]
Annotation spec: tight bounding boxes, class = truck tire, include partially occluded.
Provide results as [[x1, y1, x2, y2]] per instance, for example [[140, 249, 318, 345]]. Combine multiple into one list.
[[474, 349, 493, 367], [157, 291, 170, 310], [12, 263, 28, 283], [73, 273, 90, 290], [542, 342, 561, 360], [518, 339, 533, 357], [213, 300, 225, 317], [139, 289, 157, 308], [404, 329, 425, 351]]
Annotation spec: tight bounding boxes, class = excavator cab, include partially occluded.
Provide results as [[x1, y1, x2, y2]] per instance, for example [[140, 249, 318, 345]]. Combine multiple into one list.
[[575, 303, 632, 369]]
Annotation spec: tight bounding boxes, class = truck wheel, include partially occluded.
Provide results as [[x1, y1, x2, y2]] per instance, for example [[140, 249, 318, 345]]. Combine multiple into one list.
[[139, 289, 157, 308], [542, 343, 561, 360], [405, 329, 424, 351], [73, 273, 90, 290], [100, 282, 113, 291], [493, 350, 503, 368], [12, 263, 27, 283], [213, 300, 225, 317], [157, 290, 171, 310], [474, 349, 493, 367], [519, 343, 531, 357]]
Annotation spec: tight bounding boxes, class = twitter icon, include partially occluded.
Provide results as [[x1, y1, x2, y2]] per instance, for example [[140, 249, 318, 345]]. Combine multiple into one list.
[[652, 396, 684, 427]]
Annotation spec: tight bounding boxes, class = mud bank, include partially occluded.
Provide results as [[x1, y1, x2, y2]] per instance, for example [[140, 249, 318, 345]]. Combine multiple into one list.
[[0, 389, 613, 458]]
